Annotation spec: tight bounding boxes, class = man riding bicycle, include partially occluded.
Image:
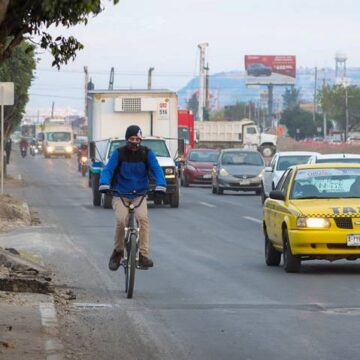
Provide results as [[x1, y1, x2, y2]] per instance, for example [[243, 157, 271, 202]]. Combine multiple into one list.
[[99, 125, 166, 270]]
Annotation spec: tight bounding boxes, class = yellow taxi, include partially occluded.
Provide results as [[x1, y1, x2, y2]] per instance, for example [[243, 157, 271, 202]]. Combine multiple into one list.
[[263, 163, 360, 272]]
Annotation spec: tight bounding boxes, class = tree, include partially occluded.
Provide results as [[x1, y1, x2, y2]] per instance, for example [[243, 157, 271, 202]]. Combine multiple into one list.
[[224, 102, 248, 120], [280, 107, 326, 139], [0, 42, 36, 138], [282, 87, 301, 110], [318, 84, 360, 131], [0, 0, 119, 68], [187, 93, 199, 120]]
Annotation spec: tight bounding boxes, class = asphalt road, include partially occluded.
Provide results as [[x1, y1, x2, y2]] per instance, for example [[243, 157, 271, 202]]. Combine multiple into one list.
[[8, 154, 360, 360]]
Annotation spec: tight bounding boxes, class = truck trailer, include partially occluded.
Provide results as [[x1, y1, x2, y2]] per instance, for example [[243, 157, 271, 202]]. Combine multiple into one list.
[[195, 119, 277, 157]]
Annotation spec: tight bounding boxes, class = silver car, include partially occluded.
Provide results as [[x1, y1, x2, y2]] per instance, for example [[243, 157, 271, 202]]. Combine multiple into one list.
[[211, 149, 265, 195]]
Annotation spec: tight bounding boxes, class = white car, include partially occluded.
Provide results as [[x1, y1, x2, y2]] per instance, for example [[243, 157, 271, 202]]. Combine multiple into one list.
[[308, 153, 360, 164], [260, 151, 319, 204]]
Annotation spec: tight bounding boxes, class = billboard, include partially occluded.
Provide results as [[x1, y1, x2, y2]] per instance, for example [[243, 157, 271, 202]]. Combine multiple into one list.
[[245, 55, 296, 85]]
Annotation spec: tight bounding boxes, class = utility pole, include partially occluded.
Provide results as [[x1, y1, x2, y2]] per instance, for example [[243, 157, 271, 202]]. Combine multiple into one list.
[[51, 101, 55, 118], [204, 63, 210, 120], [267, 84, 273, 128], [147, 67, 154, 90], [108, 67, 114, 90], [345, 85, 349, 142], [197, 43, 208, 121], [313, 67, 318, 123], [84, 66, 89, 121]]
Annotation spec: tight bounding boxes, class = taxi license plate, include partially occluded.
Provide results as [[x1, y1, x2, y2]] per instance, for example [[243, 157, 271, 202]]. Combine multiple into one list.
[[347, 234, 360, 247], [239, 179, 250, 185], [203, 174, 211, 179]]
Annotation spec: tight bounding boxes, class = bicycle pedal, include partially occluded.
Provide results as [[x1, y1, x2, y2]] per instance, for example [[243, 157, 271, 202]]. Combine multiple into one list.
[[137, 265, 150, 270]]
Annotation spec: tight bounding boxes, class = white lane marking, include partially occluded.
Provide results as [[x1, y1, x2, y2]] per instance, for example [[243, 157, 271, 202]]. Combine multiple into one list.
[[243, 216, 262, 224], [200, 201, 216, 208], [39, 299, 64, 359], [72, 303, 113, 309]]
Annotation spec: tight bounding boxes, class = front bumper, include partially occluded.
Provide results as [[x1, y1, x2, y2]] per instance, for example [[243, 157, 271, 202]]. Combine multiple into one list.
[[218, 176, 261, 191], [184, 170, 212, 184], [289, 227, 360, 257]]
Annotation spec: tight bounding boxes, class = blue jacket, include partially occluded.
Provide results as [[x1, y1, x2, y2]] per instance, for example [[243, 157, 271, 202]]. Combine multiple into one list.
[[99, 145, 166, 198]]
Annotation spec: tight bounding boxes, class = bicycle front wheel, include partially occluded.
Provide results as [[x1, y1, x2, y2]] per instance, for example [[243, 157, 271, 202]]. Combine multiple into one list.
[[125, 233, 137, 299]]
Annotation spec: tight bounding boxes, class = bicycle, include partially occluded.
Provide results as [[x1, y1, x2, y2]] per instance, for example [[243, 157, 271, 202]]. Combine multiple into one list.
[[109, 190, 149, 299]]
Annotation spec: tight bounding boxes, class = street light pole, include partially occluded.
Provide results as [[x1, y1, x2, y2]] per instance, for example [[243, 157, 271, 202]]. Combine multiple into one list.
[[345, 86, 349, 142]]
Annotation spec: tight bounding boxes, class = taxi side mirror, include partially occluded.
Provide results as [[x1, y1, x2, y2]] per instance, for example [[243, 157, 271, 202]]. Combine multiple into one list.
[[269, 190, 286, 201]]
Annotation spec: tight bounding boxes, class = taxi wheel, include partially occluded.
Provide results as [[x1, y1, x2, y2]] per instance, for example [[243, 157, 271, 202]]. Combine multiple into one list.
[[283, 230, 301, 273], [265, 233, 281, 266]]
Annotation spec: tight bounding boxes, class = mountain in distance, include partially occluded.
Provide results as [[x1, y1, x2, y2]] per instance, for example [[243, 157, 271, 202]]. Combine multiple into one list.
[[177, 67, 360, 111]]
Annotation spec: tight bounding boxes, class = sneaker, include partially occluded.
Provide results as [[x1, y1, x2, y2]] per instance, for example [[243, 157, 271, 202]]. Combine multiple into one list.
[[139, 253, 153, 268], [108, 249, 123, 271]]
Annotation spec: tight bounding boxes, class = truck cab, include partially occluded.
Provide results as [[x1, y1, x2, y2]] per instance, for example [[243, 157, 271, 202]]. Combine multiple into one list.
[[89, 137, 180, 208]]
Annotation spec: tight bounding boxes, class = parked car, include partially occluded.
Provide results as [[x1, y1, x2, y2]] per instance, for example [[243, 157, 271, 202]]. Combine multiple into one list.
[[212, 149, 265, 195], [261, 151, 319, 204], [181, 149, 219, 186], [263, 163, 360, 273], [308, 153, 360, 164], [247, 63, 272, 77]]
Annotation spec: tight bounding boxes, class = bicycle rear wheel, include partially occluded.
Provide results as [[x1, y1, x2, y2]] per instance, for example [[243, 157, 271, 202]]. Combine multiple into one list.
[[125, 233, 137, 298]]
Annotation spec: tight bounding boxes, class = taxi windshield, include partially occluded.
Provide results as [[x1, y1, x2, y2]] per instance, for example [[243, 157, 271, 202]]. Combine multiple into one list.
[[291, 168, 360, 199]]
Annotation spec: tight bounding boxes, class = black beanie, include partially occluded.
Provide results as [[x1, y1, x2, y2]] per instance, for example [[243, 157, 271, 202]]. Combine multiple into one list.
[[125, 125, 142, 140]]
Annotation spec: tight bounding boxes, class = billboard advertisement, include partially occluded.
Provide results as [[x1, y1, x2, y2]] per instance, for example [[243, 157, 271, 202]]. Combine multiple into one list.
[[245, 55, 296, 85]]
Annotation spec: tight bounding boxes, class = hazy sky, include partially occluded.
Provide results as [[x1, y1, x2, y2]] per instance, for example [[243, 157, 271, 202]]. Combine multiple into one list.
[[26, 0, 360, 117]]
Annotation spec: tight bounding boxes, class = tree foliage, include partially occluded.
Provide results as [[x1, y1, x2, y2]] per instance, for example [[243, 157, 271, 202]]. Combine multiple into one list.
[[282, 87, 301, 110], [224, 102, 249, 120], [0, 0, 119, 68], [0, 42, 36, 138], [187, 93, 199, 120], [280, 106, 329, 139], [318, 84, 360, 131]]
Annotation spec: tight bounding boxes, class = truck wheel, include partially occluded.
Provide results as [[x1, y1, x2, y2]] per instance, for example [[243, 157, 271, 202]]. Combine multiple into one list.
[[261, 146, 275, 158], [170, 188, 180, 208], [92, 173, 101, 206], [102, 193, 113, 209]]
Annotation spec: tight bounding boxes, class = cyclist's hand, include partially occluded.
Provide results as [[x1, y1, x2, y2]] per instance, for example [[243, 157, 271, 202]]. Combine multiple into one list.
[[99, 184, 110, 193], [155, 185, 166, 193]]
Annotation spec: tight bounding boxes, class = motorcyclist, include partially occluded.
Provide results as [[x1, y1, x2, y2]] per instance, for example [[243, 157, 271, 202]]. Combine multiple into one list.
[[77, 143, 88, 163], [99, 125, 166, 270], [19, 138, 28, 152]]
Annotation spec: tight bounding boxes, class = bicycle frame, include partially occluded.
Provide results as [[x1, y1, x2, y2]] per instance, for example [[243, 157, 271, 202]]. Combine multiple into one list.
[[109, 190, 148, 298]]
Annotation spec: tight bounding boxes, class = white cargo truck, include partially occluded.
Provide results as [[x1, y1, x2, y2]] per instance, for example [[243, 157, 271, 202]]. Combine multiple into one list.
[[42, 119, 74, 158], [87, 89, 180, 208], [195, 119, 277, 157]]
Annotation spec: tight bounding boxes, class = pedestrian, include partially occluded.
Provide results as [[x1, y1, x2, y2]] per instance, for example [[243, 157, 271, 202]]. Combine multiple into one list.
[[5, 137, 12, 164]]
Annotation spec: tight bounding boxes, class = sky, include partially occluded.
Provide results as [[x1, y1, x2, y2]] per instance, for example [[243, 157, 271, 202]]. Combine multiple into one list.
[[26, 0, 360, 118]]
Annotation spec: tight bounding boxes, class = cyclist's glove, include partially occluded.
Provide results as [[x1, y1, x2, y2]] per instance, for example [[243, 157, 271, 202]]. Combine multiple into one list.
[[99, 184, 110, 193], [155, 185, 166, 193]]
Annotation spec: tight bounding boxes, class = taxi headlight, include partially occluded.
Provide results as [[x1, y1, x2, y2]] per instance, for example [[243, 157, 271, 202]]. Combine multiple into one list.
[[220, 168, 229, 176], [47, 146, 54, 153], [65, 146, 73, 153], [296, 217, 330, 228]]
